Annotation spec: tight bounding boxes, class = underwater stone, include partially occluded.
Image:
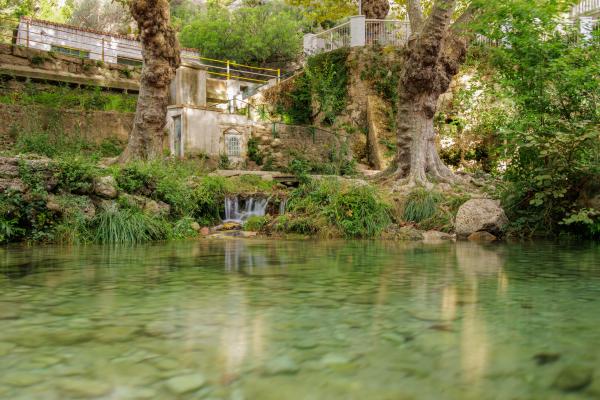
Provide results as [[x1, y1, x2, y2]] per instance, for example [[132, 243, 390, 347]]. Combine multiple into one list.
[[263, 356, 300, 375], [95, 326, 138, 343], [165, 373, 207, 394], [144, 321, 177, 337], [320, 353, 356, 367], [533, 352, 560, 365], [58, 378, 112, 397], [0, 342, 16, 356], [553, 366, 593, 392], [4, 372, 40, 387]]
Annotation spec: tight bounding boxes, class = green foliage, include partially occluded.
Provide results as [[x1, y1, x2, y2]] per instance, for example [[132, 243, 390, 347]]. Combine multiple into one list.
[[55, 157, 98, 193], [286, 178, 391, 238], [475, 4, 600, 236], [0, 81, 137, 113], [194, 175, 233, 225], [115, 163, 156, 196], [50, 195, 93, 244], [10, 109, 124, 160], [560, 209, 600, 238], [247, 137, 264, 165], [243, 215, 270, 232], [273, 48, 349, 125], [218, 154, 231, 170], [171, 217, 199, 239], [360, 45, 403, 106], [402, 188, 441, 223], [284, 0, 355, 28], [179, 2, 303, 65], [91, 203, 169, 245], [98, 137, 125, 157]]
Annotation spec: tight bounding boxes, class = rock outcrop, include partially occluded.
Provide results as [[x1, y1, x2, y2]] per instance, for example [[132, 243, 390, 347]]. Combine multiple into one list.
[[93, 176, 118, 199], [454, 199, 508, 238]]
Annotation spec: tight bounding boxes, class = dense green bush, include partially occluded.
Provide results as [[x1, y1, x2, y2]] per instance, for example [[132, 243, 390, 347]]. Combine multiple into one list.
[[243, 215, 271, 232], [179, 2, 303, 65], [56, 157, 99, 193], [286, 178, 391, 238], [476, 5, 600, 237]]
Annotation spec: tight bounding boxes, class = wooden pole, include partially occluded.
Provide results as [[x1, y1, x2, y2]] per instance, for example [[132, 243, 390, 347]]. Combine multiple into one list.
[[26, 20, 30, 48], [101, 38, 105, 62]]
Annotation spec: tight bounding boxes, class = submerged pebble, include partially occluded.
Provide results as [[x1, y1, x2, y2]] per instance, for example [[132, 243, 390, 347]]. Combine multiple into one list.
[[263, 356, 300, 376], [165, 373, 207, 394], [553, 366, 593, 392], [58, 378, 112, 397]]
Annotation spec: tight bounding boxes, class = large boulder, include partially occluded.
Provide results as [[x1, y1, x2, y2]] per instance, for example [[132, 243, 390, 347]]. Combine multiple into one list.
[[93, 176, 118, 199], [455, 199, 508, 238]]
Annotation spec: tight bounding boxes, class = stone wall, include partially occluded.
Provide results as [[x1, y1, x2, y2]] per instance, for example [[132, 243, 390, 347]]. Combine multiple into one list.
[[0, 44, 141, 91], [252, 123, 347, 168], [0, 103, 133, 150]]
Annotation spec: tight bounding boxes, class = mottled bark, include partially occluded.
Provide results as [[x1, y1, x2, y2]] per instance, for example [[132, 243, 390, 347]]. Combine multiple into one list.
[[119, 0, 180, 163], [380, 0, 475, 187], [362, 0, 390, 19]]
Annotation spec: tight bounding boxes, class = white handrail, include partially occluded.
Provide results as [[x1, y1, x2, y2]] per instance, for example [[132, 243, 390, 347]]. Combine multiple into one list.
[[571, 0, 600, 17]]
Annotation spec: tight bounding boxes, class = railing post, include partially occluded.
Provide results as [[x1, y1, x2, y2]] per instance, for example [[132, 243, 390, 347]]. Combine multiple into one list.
[[277, 68, 281, 84], [26, 19, 30, 48], [226, 60, 230, 80], [101, 38, 105, 62], [350, 15, 366, 47], [303, 33, 317, 55]]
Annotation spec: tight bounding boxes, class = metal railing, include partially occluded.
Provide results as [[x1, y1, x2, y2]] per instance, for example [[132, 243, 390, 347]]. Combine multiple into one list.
[[310, 21, 351, 54], [365, 19, 411, 47], [0, 16, 281, 84], [571, 0, 600, 17]]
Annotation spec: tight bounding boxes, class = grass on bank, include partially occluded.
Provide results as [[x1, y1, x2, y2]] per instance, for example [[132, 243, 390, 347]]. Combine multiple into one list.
[[0, 81, 137, 113], [0, 151, 284, 245]]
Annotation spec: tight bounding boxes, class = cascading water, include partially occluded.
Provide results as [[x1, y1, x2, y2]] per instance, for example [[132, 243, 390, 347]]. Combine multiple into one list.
[[224, 196, 269, 223], [279, 198, 288, 215]]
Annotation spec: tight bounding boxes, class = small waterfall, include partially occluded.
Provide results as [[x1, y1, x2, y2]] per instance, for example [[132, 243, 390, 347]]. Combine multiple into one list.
[[224, 196, 269, 223], [279, 198, 288, 215]]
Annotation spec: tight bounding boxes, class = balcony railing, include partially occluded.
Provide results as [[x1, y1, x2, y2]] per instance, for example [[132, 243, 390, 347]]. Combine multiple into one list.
[[365, 20, 411, 46], [304, 16, 412, 55], [571, 0, 600, 17]]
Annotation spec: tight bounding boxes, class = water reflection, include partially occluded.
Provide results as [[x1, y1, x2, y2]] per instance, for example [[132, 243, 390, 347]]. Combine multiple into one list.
[[0, 240, 599, 399]]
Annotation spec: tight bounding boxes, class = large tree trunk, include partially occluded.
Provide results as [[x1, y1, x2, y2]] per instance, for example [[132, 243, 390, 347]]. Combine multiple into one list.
[[362, 0, 390, 19], [119, 0, 181, 163], [381, 0, 474, 187]]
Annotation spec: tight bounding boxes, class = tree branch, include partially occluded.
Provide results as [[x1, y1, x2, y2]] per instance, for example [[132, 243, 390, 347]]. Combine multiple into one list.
[[407, 0, 424, 33], [450, 4, 478, 36]]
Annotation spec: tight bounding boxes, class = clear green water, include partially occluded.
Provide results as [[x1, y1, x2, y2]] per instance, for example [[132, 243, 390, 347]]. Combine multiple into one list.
[[0, 240, 599, 400]]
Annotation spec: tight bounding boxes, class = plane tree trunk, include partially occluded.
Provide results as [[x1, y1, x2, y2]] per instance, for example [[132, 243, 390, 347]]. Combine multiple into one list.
[[119, 0, 181, 163], [381, 0, 475, 187]]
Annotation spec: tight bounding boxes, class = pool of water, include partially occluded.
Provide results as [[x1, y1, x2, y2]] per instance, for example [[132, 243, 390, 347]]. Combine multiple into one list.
[[0, 239, 599, 399]]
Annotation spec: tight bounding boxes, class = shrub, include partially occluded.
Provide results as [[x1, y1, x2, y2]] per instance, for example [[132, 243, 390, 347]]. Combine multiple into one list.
[[115, 163, 156, 195], [243, 215, 270, 232], [194, 175, 232, 225], [247, 137, 264, 165], [91, 204, 169, 244], [98, 137, 125, 157], [171, 217, 199, 239], [179, 2, 303, 65], [56, 157, 99, 193], [287, 178, 391, 238], [402, 188, 442, 223]]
